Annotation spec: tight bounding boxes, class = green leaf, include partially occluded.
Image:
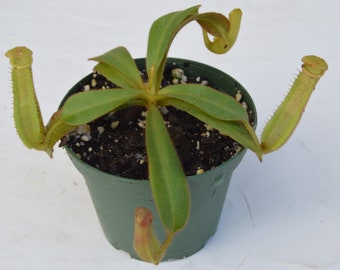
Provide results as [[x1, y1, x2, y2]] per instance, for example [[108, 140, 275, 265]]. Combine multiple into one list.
[[90, 46, 145, 90], [160, 98, 262, 160], [146, 105, 190, 232], [147, 5, 200, 92], [158, 84, 249, 122], [146, 6, 242, 92], [61, 89, 143, 125]]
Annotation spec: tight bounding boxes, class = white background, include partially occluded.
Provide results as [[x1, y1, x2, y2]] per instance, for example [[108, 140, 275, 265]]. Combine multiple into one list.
[[1, 0, 339, 269]]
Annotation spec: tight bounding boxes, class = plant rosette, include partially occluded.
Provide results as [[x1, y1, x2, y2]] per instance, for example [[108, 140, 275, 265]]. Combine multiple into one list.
[[6, 5, 327, 265], [60, 57, 257, 261]]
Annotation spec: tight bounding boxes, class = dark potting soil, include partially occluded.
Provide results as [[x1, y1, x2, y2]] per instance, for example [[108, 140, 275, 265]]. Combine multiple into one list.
[[62, 67, 255, 180]]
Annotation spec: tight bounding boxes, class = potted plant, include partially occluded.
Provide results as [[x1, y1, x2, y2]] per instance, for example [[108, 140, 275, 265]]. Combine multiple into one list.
[[6, 5, 327, 265]]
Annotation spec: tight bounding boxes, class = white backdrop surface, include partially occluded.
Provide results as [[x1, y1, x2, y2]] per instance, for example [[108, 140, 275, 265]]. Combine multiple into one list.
[[1, 0, 339, 269]]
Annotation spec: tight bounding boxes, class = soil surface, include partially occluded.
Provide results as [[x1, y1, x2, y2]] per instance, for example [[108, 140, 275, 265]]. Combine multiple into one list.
[[62, 68, 254, 180]]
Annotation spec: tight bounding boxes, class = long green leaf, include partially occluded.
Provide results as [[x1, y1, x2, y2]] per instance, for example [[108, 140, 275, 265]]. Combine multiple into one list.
[[146, 6, 242, 92], [90, 46, 145, 90], [147, 5, 200, 92], [61, 89, 143, 125], [158, 84, 248, 122], [160, 98, 262, 160], [146, 105, 190, 232]]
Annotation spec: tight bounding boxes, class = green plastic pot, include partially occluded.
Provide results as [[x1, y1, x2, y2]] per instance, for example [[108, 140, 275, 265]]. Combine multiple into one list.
[[63, 58, 257, 261]]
